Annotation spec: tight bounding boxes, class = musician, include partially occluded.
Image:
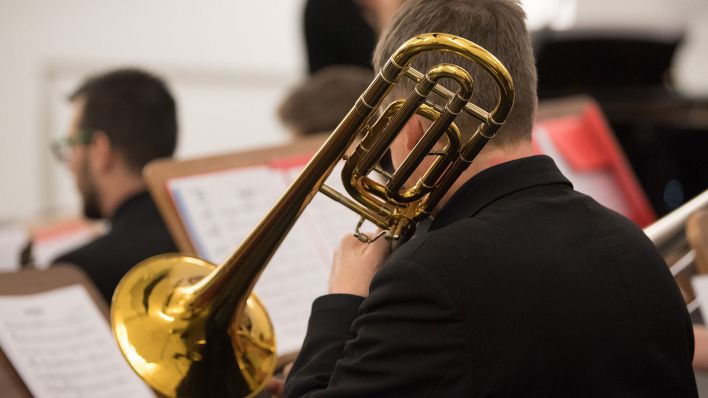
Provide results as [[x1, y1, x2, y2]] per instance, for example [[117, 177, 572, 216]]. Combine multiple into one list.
[[50, 68, 178, 303], [357, 0, 406, 33], [284, 0, 698, 396], [278, 65, 373, 136]]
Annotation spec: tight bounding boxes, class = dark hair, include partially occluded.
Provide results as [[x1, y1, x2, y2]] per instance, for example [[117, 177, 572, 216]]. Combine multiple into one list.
[[70, 68, 178, 172], [373, 0, 537, 147], [278, 65, 374, 136]]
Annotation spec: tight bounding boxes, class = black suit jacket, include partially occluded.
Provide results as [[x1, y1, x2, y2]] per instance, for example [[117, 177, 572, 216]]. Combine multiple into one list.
[[52, 191, 178, 303], [285, 155, 697, 397]]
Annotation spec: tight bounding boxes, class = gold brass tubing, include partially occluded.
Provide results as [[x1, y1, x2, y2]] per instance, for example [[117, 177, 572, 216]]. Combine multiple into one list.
[[388, 64, 473, 202], [319, 184, 392, 229], [110, 32, 514, 398], [404, 68, 490, 122]]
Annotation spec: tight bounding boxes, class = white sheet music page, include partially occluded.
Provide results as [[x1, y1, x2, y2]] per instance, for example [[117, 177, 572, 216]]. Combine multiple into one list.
[[168, 165, 286, 263], [0, 284, 154, 398], [263, 161, 359, 354], [284, 161, 362, 263], [167, 160, 360, 355]]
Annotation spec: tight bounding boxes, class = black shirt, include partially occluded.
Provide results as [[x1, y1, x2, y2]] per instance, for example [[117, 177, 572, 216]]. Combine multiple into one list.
[[52, 191, 178, 304], [285, 155, 697, 397]]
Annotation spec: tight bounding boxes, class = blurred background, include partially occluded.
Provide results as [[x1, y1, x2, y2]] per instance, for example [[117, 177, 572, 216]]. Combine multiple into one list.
[[0, 1, 707, 394], [0, 0, 705, 221]]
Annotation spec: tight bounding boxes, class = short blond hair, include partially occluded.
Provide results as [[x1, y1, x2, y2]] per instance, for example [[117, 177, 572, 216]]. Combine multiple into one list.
[[373, 0, 537, 147]]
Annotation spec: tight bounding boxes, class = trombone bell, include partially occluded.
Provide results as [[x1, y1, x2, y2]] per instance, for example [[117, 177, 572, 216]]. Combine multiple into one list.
[[111, 254, 276, 397], [111, 32, 514, 397]]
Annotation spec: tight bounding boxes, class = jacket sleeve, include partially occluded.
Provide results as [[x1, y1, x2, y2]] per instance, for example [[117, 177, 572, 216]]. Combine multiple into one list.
[[284, 258, 469, 398]]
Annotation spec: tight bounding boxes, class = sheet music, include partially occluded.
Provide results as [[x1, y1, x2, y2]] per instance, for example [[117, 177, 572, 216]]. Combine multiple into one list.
[[168, 160, 359, 355], [285, 163, 363, 261], [169, 165, 285, 262], [0, 285, 154, 398]]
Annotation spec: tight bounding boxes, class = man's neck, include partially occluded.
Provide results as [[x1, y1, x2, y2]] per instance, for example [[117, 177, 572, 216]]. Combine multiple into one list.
[[98, 173, 147, 219]]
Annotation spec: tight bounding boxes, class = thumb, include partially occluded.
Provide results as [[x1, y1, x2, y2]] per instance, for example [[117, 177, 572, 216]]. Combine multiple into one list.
[[365, 234, 393, 268]]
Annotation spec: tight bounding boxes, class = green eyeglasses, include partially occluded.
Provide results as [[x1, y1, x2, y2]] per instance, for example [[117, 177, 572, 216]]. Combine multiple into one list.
[[50, 129, 94, 162]]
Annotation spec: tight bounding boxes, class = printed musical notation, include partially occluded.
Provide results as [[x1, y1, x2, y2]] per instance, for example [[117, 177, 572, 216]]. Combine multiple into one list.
[[0, 285, 154, 398], [168, 161, 361, 355]]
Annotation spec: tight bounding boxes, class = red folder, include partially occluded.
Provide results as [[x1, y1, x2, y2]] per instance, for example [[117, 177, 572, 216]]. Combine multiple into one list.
[[533, 98, 656, 227]]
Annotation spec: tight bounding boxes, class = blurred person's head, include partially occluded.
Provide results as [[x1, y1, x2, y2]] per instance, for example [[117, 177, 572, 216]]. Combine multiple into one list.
[[57, 68, 177, 219], [357, 0, 406, 33], [373, 0, 537, 153], [278, 65, 374, 136]]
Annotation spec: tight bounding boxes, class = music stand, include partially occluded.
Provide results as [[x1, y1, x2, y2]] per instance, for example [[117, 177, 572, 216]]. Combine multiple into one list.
[[534, 95, 656, 227], [144, 135, 327, 255]]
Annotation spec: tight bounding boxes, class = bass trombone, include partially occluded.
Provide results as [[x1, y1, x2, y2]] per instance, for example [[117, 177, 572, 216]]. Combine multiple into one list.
[[111, 32, 514, 397]]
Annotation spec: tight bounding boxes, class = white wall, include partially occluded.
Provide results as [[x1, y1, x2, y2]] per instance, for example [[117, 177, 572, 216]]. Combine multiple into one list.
[[1, 0, 706, 221], [0, 0, 307, 220]]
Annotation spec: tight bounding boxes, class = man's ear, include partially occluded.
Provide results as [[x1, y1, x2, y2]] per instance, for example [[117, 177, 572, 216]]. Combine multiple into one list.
[[403, 114, 426, 151], [88, 130, 114, 173]]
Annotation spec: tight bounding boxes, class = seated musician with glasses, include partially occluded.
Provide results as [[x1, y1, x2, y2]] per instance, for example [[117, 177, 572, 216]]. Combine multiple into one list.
[[50, 68, 178, 304], [282, 0, 697, 396]]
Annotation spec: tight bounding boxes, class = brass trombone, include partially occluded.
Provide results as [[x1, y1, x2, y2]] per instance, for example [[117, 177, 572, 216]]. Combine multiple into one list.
[[111, 33, 514, 397], [644, 189, 708, 313]]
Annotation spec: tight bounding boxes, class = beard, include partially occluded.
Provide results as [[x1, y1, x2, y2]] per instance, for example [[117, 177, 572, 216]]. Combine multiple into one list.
[[79, 156, 103, 220], [82, 183, 102, 220]]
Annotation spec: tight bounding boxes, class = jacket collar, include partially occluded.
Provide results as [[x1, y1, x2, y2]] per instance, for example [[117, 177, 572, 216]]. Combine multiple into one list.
[[111, 190, 154, 228], [425, 155, 572, 232]]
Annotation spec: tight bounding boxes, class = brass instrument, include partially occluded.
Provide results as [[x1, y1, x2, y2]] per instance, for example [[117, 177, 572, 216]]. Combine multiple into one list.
[[111, 33, 514, 397], [644, 189, 708, 313]]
